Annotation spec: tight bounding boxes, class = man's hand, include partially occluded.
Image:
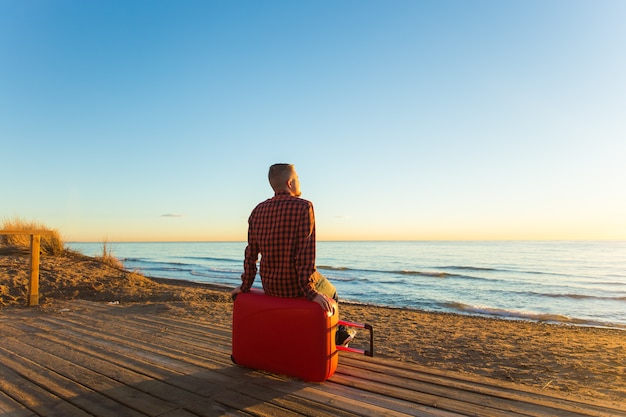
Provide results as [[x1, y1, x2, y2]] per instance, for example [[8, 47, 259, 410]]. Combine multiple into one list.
[[313, 293, 336, 317], [231, 285, 244, 299]]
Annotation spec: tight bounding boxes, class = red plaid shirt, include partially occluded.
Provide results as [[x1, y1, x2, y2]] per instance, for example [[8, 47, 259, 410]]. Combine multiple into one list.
[[240, 192, 318, 300]]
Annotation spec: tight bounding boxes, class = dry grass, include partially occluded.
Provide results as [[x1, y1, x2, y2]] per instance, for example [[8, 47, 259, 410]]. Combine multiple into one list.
[[96, 238, 124, 268], [1, 217, 65, 256], [2, 218, 124, 268]]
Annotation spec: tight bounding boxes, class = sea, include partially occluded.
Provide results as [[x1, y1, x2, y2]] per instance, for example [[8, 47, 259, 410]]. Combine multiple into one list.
[[68, 241, 626, 330]]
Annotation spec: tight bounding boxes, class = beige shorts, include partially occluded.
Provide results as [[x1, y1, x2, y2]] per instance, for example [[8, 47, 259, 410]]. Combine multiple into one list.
[[313, 270, 338, 302]]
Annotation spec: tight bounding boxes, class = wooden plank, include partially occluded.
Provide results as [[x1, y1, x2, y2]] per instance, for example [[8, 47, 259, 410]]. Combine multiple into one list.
[[30, 313, 418, 417], [10, 330, 248, 416], [159, 398, 250, 417], [50, 303, 234, 362], [331, 371, 531, 417], [0, 343, 146, 417], [22, 318, 369, 417], [32, 329, 234, 397], [209, 389, 301, 417], [0, 318, 34, 338], [129, 314, 233, 352], [5, 318, 233, 383], [37, 313, 235, 370], [0, 337, 178, 417], [133, 313, 233, 341], [220, 380, 365, 417], [152, 409, 202, 417], [35, 315, 237, 374], [333, 364, 551, 417], [338, 355, 626, 416], [9, 332, 221, 400], [0, 360, 92, 417], [10, 315, 328, 416], [0, 390, 38, 417], [255, 376, 454, 417]]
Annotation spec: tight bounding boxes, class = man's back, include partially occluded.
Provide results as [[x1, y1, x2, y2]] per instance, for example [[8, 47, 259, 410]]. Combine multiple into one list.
[[234, 163, 336, 317], [243, 192, 317, 299]]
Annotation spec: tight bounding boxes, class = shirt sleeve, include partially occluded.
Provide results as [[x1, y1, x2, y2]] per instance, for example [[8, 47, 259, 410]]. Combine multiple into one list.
[[295, 202, 317, 300], [240, 214, 259, 291]]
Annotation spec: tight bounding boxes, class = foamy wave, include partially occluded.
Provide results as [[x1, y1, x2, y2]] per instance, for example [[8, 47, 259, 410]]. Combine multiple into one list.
[[538, 292, 626, 302], [396, 270, 454, 277], [189, 267, 240, 277], [317, 265, 349, 271], [445, 302, 593, 326], [182, 255, 240, 263], [317, 264, 488, 280], [443, 265, 498, 272], [122, 258, 188, 267]]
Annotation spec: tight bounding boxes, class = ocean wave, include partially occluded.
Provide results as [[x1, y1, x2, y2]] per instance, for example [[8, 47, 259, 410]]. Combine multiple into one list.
[[323, 275, 363, 283], [442, 264, 588, 279], [317, 264, 487, 280], [594, 280, 626, 286], [189, 268, 241, 277], [441, 265, 499, 272], [394, 270, 456, 278], [149, 267, 189, 272], [536, 292, 626, 302], [317, 265, 349, 271], [129, 264, 191, 273], [442, 302, 626, 329], [181, 256, 240, 263], [122, 258, 189, 267], [446, 301, 572, 322]]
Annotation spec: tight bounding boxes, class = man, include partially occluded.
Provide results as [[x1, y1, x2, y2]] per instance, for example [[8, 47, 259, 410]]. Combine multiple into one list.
[[232, 163, 355, 346]]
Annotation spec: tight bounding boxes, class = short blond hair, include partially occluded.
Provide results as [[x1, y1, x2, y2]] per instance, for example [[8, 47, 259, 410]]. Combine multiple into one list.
[[268, 163, 295, 191]]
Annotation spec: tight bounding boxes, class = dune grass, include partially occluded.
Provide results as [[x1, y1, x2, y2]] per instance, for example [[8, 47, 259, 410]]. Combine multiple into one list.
[[1, 217, 65, 256], [98, 238, 124, 268], [1, 217, 125, 268]]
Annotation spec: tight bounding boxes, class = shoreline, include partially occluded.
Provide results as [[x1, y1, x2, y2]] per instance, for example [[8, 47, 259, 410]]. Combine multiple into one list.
[[1, 251, 625, 403], [68, 241, 626, 330], [154, 275, 626, 331]]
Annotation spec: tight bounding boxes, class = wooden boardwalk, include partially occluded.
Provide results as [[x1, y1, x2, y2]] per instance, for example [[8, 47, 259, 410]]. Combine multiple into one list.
[[1, 300, 624, 417]]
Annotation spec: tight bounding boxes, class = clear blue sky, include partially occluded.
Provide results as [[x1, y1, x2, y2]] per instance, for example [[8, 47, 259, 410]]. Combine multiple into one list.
[[2, 0, 625, 242]]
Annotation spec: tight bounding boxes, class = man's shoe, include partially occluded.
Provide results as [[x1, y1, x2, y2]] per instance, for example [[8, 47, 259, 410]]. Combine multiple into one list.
[[336, 325, 356, 347]]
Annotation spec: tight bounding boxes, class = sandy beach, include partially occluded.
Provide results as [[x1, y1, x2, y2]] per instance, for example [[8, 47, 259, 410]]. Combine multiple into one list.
[[1, 248, 624, 403]]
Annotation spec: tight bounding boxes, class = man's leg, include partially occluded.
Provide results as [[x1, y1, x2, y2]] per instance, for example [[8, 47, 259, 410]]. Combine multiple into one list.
[[313, 271, 355, 346], [313, 271, 338, 302]]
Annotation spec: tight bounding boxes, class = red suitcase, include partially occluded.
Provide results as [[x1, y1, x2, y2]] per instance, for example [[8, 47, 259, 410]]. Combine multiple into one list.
[[231, 288, 373, 382]]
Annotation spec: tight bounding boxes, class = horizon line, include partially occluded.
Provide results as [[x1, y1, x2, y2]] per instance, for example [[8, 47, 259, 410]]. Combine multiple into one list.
[[66, 238, 626, 243]]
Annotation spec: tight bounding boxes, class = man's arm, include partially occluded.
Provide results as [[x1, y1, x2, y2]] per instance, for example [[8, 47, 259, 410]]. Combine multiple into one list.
[[295, 203, 335, 315], [235, 216, 260, 296], [233, 242, 258, 296], [295, 203, 317, 300]]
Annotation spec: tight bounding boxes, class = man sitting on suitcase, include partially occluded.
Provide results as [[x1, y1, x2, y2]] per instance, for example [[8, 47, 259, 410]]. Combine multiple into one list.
[[231, 163, 355, 346]]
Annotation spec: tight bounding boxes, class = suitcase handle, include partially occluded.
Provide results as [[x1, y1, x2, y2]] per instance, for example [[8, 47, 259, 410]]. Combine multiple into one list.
[[336, 320, 374, 357]]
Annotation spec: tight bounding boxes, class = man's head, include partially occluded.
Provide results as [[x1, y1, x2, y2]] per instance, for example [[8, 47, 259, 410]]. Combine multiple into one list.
[[268, 163, 301, 197]]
